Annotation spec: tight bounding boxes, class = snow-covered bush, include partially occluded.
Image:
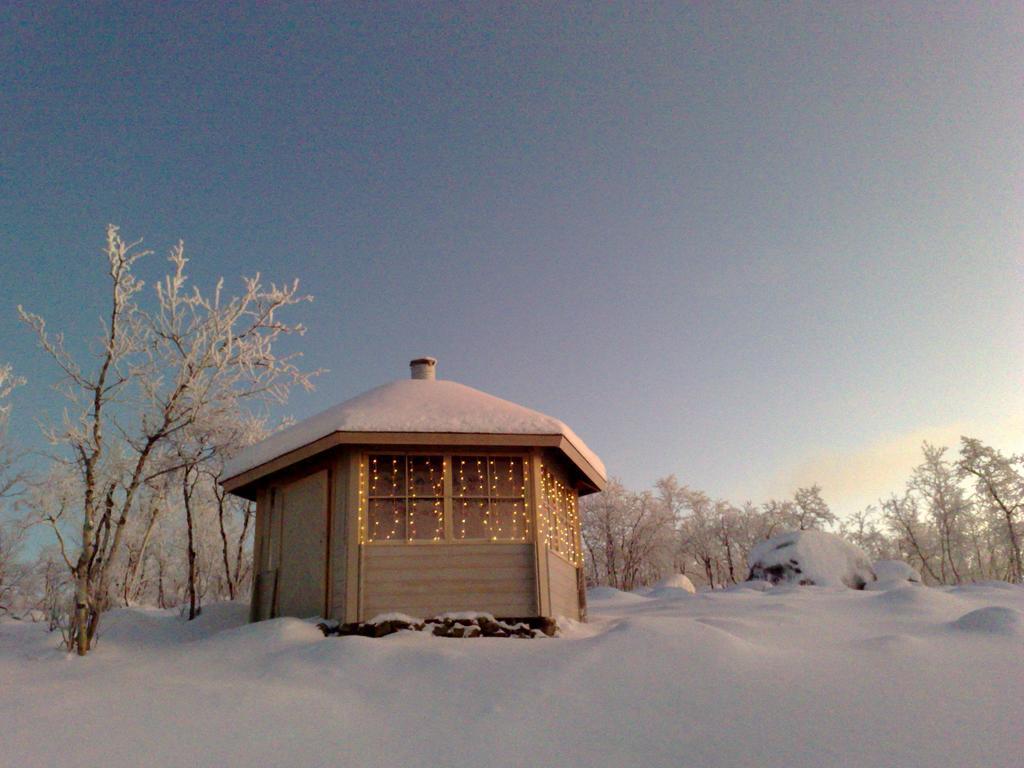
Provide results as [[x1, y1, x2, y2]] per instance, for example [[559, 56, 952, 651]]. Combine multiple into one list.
[[747, 530, 876, 589], [648, 573, 697, 595], [866, 559, 923, 591]]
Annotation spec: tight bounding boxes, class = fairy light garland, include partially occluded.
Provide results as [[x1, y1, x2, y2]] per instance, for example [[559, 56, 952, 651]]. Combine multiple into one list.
[[365, 454, 445, 542], [539, 464, 581, 566], [364, 453, 532, 543], [358, 457, 366, 544]]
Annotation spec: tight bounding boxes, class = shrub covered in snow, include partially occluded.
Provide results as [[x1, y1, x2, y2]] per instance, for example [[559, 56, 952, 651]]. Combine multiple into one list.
[[866, 560, 923, 591], [747, 530, 876, 589], [647, 574, 697, 596]]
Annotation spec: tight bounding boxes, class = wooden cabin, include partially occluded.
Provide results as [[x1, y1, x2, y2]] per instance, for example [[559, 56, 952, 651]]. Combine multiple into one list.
[[221, 358, 606, 624]]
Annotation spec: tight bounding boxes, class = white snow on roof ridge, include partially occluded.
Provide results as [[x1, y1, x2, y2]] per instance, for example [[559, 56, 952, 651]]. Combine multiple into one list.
[[224, 378, 606, 480]]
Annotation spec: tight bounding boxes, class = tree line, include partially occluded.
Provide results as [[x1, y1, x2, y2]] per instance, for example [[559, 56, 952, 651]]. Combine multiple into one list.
[[581, 439, 1023, 592], [1, 227, 1020, 656]]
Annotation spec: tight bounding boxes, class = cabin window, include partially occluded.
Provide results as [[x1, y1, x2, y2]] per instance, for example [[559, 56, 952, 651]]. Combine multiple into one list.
[[363, 453, 531, 543], [366, 454, 445, 541], [452, 456, 531, 541], [539, 466, 580, 563]]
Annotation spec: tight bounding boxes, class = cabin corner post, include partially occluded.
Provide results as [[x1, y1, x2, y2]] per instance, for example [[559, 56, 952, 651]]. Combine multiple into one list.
[[530, 450, 552, 618], [574, 489, 587, 622], [249, 486, 267, 622], [344, 451, 361, 624]]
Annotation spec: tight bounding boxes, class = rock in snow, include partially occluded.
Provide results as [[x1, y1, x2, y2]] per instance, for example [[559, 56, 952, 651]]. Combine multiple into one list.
[[747, 530, 876, 589]]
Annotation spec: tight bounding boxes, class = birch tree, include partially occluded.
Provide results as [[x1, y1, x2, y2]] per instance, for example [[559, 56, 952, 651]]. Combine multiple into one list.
[[910, 443, 968, 583], [580, 480, 675, 590], [0, 364, 26, 501], [958, 438, 1023, 583], [20, 225, 316, 654]]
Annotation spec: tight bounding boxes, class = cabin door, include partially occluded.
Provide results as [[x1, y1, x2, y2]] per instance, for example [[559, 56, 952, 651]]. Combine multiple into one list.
[[277, 469, 328, 618]]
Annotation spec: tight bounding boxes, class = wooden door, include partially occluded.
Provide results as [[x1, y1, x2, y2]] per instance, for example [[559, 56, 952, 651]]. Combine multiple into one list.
[[277, 470, 328, 618]]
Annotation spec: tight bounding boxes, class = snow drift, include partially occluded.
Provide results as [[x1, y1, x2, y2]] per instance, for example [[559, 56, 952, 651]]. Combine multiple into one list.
[[646, 573, 697, 597], [747, 530, 876, 589], [867, 560, 923, 591], [4, 583, 1023, 768]]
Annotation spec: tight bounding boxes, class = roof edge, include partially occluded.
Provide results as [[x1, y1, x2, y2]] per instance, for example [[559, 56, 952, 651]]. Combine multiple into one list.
[[222, 430, 606, 498]]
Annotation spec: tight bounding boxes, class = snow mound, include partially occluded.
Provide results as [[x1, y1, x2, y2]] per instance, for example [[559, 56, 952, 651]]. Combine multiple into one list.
[[225, 378, 605, 479], [587, 586, 650, 603], [747, 530, 876, 589], [871, 584, 964, 615], [646, 575, 697, 599], [726, 579, 775, 592], [100, 602, 250, 647], [949, 580, 1020, 594], [650, 574, 697, 594], [866, 560, 923, 591], [873, 560, 922, 583], [949, 606, 1022, 636]]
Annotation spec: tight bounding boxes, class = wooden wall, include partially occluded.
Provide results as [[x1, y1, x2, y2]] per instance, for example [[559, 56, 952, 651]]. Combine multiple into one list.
[[361, 543, 536, 620], [276, 469, 327, 617], [248, 445, 590, 624], [249, 464, 330, 621], [540, 453, 583, 621], [547, 550, 580, 620]]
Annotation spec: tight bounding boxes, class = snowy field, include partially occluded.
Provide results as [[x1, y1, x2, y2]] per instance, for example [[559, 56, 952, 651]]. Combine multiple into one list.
[[2, 583, 1022, 768]]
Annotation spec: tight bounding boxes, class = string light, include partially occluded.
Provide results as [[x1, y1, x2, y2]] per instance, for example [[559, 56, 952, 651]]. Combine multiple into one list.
[[363, 453, 549, 548], [358, 457, 366, 544], [366, 454, 444, 542], [540, 464, 581, 566]]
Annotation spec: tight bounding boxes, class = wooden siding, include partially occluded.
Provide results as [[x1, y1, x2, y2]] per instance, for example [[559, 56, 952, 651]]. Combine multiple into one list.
[[548, 550, 580, 620], [361, 543, 536, 620], [276, 469, 328, 618]]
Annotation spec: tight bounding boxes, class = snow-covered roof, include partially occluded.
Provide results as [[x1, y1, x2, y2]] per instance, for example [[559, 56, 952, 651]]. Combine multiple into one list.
[[224, 378, 606, 481]]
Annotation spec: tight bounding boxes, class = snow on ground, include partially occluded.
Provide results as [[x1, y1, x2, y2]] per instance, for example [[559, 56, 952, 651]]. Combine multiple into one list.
[[2, 585, 1022, 768]]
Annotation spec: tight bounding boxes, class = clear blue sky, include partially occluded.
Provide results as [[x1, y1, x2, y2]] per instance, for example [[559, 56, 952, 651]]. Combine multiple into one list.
[[2, 3, 1021, 515]]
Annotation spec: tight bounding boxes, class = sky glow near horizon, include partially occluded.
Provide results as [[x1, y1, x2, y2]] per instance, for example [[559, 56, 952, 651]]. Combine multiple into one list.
[[1, 4, 1021, 518]]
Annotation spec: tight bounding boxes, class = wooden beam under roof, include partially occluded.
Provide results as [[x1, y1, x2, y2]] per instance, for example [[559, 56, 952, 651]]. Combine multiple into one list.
[[222, 430, 606, 499]]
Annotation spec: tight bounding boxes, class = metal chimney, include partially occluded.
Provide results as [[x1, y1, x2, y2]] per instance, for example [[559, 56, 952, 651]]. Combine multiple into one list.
[[409, 357, 437, 380]]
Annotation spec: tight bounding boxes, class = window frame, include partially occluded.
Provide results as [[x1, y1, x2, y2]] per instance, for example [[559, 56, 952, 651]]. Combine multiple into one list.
[[364, 451, 447, 542], [361, 450, 533, 545]]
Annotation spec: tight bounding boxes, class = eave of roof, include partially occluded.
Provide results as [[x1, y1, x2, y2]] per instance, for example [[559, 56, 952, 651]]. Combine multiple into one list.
[[222, 430, 606, 500]]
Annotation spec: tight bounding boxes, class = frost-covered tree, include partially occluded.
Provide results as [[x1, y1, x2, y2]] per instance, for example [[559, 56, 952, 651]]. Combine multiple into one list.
[[0, 364, 30, 618], [0, 518, 28, 617], [958, 438, 1023, 583], [909, 443, 969, 583], [671, 483, 728, 588], [0, 364, 26, 501], [792, 485, 837, 531], [839, 506, 894, 562], [19, 225, 316, 654], [580, 479, 675, 590]]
